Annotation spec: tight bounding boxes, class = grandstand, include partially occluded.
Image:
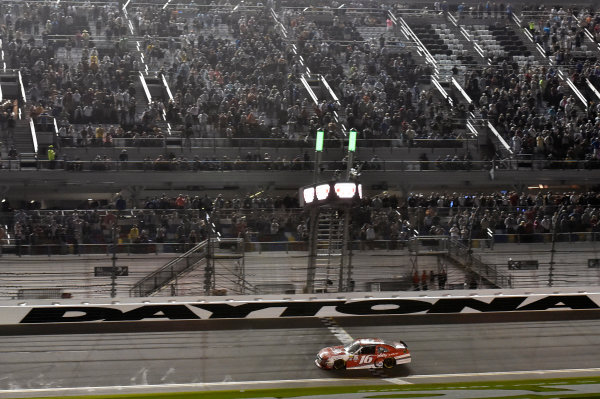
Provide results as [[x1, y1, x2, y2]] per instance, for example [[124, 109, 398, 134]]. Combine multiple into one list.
[[1, 0, 600, 299]]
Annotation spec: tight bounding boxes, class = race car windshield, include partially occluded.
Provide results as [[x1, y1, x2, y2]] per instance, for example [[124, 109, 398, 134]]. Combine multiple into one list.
[[345, 341, 361, 353]]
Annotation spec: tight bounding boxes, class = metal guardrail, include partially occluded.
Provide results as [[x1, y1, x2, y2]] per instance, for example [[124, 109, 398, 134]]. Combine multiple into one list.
[[17, 288, 64, 300], [129, 240, 208, 297], [0, 233, 597, 258], [407, 236, 450, 254], [50, 136, 473, 148], [0, 242, 192, 257], [9, 158, 597, 172], [491, 232, 600, 245]]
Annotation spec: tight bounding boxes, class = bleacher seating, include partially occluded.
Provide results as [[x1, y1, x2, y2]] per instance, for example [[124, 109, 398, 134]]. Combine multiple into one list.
[[2, 0, 600, 299]]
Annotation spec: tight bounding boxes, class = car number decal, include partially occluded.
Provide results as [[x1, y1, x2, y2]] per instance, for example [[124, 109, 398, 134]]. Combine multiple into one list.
[[359, 355, 374, 364]]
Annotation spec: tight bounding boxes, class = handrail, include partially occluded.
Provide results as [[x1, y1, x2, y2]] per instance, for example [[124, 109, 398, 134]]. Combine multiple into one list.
[[129, 240, 208, 297], [28, 119, 38, 154], [139, 72, 152, 103], [17, 70, 26, 106], [487, 121, 513, 156], [395, 12, 438, 67]]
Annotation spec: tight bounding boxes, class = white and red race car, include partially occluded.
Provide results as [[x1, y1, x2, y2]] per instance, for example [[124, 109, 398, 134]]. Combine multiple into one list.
[[315, 338, 411, 370]]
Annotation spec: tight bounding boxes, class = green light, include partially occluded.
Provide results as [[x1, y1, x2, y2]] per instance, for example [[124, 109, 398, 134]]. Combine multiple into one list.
[[316, 129, 324, 152], [348, 129, 357, 152]]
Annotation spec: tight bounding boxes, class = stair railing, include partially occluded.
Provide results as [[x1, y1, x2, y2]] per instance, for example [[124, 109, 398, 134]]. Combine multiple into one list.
[[130, 240, 208, 297]]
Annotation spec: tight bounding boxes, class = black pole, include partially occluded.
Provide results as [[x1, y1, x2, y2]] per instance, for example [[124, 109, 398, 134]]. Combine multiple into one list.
[[111, 223, 117, 298], [548, 205, 564, 287]]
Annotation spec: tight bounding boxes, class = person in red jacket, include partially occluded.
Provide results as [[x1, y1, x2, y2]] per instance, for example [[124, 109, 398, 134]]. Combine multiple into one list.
[[412, 271, 420, 290]]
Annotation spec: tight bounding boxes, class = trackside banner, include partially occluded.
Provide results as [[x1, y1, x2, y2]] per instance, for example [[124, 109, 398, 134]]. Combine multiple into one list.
[[1, 293, 600, 324]]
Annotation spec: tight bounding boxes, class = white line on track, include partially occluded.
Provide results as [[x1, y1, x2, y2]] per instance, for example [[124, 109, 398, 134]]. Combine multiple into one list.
[[0, 379, 360, 395], [403, 367, 600, 379], [3, 368, 600, 395], [384, 378, 413, 385], [320, 317, 354, 345]]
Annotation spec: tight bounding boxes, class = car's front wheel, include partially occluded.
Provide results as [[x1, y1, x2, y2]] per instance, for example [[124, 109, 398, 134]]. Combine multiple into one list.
[[333, 359, 346, 370], [383, 358, 396, 369]]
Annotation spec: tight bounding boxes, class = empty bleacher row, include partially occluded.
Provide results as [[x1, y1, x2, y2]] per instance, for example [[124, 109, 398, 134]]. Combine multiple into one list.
[[410, 23, 474, 82], [468, 24, 533, 63]]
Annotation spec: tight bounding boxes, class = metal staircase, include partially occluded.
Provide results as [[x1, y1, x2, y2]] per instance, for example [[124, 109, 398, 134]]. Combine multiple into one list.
[[130, 237, 249, 297], [446, 239, 512, 288], [312, 209, 347, 293], [129, 240, 209, 297], [13, 119, 36, 157]]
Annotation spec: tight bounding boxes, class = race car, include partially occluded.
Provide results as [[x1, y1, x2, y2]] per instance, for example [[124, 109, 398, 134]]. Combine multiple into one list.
[[315, 338, 411, 370]]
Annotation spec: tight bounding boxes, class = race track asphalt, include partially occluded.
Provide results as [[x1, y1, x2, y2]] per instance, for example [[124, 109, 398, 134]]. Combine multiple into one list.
[[1, 313, 600, 395]]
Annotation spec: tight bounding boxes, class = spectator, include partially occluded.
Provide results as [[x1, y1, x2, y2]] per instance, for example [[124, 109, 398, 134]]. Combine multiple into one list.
[[128, 225, 140, 243], [412, 270, 420, 290], [47, 145, 56, 169], [8, 145, 18, 160], [421, 270, 428, 290], [115, 195, 127, 211], [438, 269, 447, 289]]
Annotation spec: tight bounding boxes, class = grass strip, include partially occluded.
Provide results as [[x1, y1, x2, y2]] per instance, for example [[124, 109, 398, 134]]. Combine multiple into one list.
[[7, 376, 600, 399]]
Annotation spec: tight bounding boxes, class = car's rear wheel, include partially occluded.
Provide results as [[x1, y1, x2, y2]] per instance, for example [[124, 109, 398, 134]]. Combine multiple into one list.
[[383, 358, 396, 369], [333, 359, 346, 370]]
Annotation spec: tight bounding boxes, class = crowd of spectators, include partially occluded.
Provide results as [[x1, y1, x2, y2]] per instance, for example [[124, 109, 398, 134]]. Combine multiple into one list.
[[3, 0, 600, 227], [156, 7, 327, 145], [580, 8, 600, 44], [6, 0, 600, 165], [283, 7, 469, 145], [1, 0, 483, 162], [3, 2, 600, 164], [1, 190, 599, 256], [438, 4, 600, 167], [464, 60, 600, 167], [345, 190, 600, 247], [521, 7, 584, 65], [0, 1, 173, 150], [394, 190, 600, 239]]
